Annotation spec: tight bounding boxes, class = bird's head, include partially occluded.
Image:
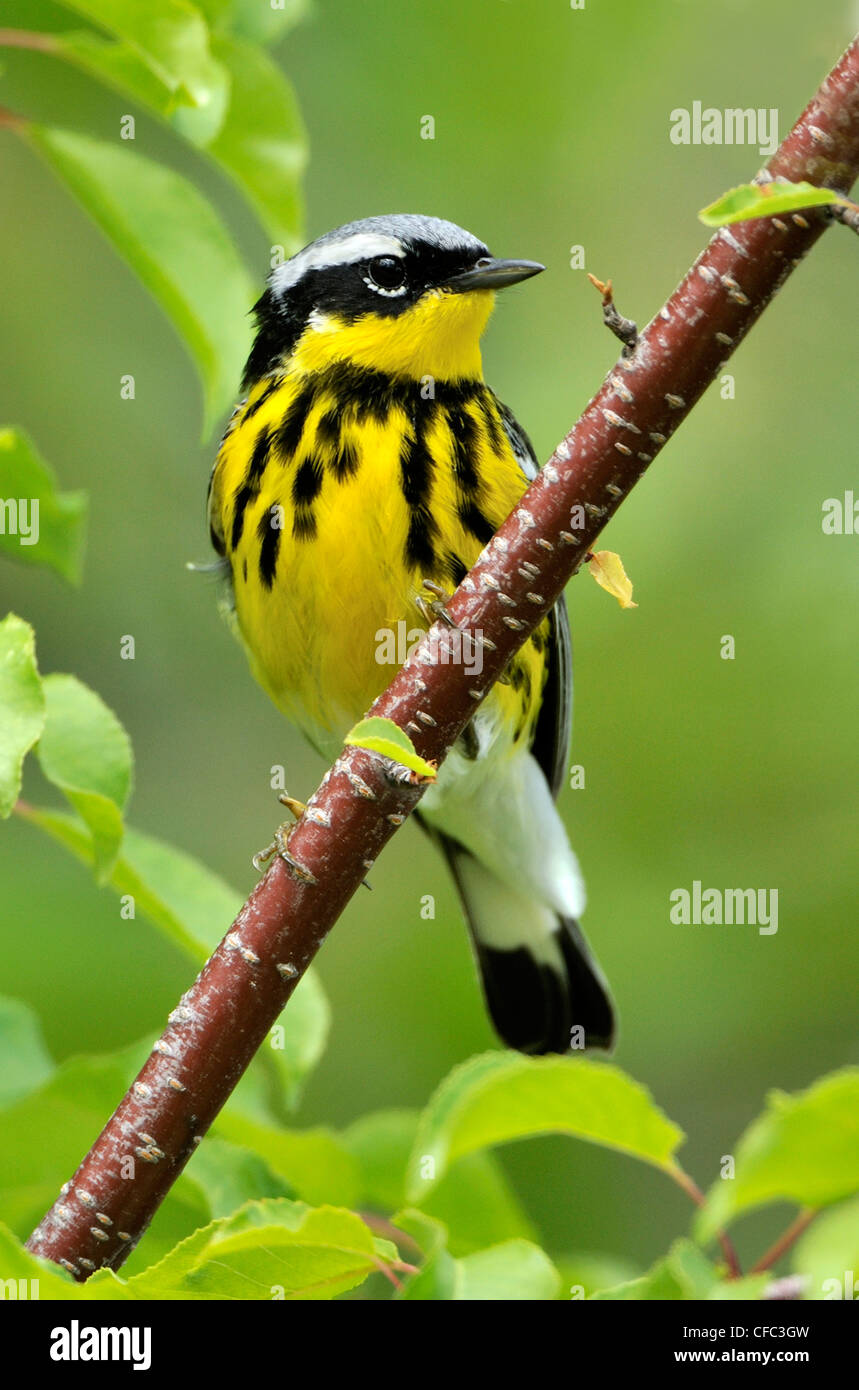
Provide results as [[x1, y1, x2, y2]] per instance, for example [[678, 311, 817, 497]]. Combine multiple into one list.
[[242, 214, 544, 388]]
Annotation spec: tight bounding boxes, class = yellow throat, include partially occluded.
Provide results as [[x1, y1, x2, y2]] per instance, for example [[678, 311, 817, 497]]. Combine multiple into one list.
[[292, 287, 495, 381]]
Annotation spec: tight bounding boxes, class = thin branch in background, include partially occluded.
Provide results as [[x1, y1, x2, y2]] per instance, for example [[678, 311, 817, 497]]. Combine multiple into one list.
[[587, 273, 639, 353], [668, 1166, 742, 1280], [751, 1209, 818, 1274], [0, 29, 58, 52]]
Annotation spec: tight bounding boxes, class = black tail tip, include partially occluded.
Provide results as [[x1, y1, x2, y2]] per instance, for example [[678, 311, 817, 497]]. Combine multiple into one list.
[[477, 928, 616, 1057]]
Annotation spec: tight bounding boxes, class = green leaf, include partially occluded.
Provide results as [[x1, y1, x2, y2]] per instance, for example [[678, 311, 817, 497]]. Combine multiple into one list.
[[0, 997, 55, 1107], [396, 1212, 559, 1301], [55, 30, 192, 119], [0, 1036, 214, 1274], [557, 1251, 642, 1300], [794, 1197, 859, 1301], [38, 676, 131, 811], [342, 1107, 538, 1253], [193, 34, 305, 249], [50, 35, 304, 250], [195, 0, 308, 44], [0, 429, 87, 582], [593, 1239, 720, 1301], [0, 1041, 149, 1237], [21, 807, 242, 957], [28, 127, 253, 436], [342, 1108, 418, 1211], [0, 1222, 78, 1298], [18, 807, 330, 1109], [0, 614, 44, 818], [699, 180, 852, 227], [406, 1051, 684, 1200], [54, 0, 228, 119], [36, 674, 132, 879], [183, 1135, 292, 1218], [345, 717, 437, 781], [422, 1153, 538, 1256], [120, 1175, 212, 1277], [696, 1069, 859, 1241], [454, 1240, 560, 1300], [104, 819, 240, 956], [393, 1210, 453, 1299], [215, 1114, 362, 1207], [124, 1199, 392, 1299], [98, 1222, 215, 1297]]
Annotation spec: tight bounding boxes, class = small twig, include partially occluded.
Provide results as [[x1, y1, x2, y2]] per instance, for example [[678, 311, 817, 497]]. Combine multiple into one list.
[[370, 1252, 420, 1291], [751, 1208, 818, 1274], [372, 1259, 404, 1291], [359, 1212, 422, 1292], [359, 1212, 423, 1255], [829, 200, 859, 235], [587, 273, 639, 354], [669, 1166, 742, 1279]]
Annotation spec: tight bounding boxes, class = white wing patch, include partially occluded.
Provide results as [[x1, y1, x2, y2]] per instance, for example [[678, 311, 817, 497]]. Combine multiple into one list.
[[421, 740, 586, 921]]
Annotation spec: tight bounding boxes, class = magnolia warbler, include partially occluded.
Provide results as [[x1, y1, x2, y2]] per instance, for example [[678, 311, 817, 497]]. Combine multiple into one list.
[[207, 215, 615, 1054]]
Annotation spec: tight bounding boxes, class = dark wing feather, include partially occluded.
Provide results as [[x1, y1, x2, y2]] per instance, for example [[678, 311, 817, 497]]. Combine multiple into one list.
[[532, 599, 572, 801], [413, 395, 611, 1055], [206, 467, 227, 557], [495, 393, 572, 801]]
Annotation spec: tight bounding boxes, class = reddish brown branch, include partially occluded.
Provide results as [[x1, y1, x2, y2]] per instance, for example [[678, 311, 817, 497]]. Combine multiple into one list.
[[26, 37, 859, 1280]]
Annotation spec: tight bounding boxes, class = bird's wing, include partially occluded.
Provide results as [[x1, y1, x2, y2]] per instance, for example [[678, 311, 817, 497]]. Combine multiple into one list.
[[206, 400, 248, 561], [532, 599, 572, 801], [495, 395, 573, 801], [206, 465, 227, 558]]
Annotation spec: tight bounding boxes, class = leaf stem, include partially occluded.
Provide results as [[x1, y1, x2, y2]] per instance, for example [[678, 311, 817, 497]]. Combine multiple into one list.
[[0, 29, 58, 53], [359, 1212, 422, 1254], [830, 201, 859, 235], [751, 1209, 818, 1274], [0, 103, 27, 132], [669, 1165, 742, 1279]]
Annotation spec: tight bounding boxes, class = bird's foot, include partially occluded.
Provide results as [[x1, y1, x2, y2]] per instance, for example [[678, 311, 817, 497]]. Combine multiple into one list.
[[252, 799, 317, 884], [416, 578, 457, 628]]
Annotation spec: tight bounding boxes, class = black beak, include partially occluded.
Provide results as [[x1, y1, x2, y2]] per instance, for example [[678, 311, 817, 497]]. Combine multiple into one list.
[[445, 256, 545, 293]]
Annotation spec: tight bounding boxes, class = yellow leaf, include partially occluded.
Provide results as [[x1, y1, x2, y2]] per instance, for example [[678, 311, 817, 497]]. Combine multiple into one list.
[[587, 551, 638, 609]]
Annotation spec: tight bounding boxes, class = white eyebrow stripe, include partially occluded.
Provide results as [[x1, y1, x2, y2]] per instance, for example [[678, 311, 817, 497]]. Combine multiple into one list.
[[271, 233, 405, 294]]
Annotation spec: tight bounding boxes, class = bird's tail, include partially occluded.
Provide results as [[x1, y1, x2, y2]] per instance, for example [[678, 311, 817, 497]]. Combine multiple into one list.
[[429, 829, 615, 1055]]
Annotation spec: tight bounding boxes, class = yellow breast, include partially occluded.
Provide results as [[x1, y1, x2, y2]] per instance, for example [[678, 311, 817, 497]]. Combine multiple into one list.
[[209, 353, 548, 758]]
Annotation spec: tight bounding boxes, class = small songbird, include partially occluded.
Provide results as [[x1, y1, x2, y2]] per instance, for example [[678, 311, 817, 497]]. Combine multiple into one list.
[[207, 214, 615, 1054]]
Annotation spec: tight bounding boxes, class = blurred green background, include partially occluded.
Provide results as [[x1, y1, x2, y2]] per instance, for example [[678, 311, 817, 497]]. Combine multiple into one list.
[[1, 0, 856, 1275]]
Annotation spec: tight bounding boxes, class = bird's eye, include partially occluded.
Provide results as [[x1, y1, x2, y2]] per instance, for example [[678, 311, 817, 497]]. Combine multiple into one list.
[[367, 255, 406, 292]]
